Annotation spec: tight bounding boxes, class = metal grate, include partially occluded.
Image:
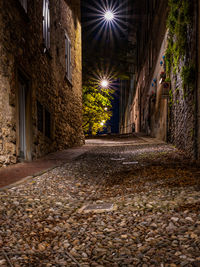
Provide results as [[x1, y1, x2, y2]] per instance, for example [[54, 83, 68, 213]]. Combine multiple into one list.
[[78, 203, 117, 213]]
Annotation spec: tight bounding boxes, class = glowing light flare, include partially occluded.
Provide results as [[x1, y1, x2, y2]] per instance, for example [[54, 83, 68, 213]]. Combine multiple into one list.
[[82, 0, 130, 45], [100, 79, 109, 88], [104, 10, 114, 21], [89, 62, 119, 92]]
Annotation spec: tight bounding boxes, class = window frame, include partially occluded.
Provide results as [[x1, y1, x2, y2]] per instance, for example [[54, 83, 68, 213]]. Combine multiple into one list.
[[37, 101, 52, 139], [65, 33, 72, 83]]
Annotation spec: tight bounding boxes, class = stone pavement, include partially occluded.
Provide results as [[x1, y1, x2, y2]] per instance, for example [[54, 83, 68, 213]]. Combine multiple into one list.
[[0, 135, 200, 266], [0, 146, 90, 189], [0, 134, 162, 189]]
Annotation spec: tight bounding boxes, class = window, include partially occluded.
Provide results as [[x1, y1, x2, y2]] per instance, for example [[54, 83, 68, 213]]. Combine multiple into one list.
[[37, 101, 43, 133], [45, 109, 51, 138], [65, 33, 72, 82], [37, 101, 52, 139], [19, 0, 27, 12], [43, 0, 50, 50]]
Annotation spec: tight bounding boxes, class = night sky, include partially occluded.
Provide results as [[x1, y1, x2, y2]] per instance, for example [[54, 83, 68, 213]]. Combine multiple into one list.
[[81, 0, 132, 133]]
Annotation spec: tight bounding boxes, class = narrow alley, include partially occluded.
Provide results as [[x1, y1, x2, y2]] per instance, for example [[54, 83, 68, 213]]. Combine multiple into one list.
[[1, 0, 200, 266], [0, 135, 200, 266]]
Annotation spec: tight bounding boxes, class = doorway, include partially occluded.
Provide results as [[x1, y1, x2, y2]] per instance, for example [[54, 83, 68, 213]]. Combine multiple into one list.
[[18, 75, 32, 161]]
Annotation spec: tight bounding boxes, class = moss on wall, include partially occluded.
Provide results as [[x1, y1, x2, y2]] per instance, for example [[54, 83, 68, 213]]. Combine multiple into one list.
[[165, 0, 195, 90], [165, 0, 196, 157]]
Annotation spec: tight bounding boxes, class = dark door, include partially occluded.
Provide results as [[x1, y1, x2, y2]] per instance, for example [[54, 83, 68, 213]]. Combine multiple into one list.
[[19, 79, 27, 159]]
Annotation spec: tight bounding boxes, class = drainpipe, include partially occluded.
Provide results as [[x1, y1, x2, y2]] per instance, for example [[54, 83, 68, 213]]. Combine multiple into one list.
[[194, 0, 199, 160]]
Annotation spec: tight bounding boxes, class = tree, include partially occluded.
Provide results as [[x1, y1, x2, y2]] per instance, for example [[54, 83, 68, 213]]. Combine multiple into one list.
[[83, 83, 113, 135]]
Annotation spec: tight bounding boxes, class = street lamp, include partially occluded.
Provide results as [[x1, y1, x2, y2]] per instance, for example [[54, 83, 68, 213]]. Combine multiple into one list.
[[100, 79, 109, 88], [83, 1, 127, 43], [104, 10, 114, 21]]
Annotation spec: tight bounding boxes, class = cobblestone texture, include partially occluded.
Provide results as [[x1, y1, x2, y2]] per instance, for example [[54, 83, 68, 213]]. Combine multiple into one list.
[[0, 136, 200, 266]]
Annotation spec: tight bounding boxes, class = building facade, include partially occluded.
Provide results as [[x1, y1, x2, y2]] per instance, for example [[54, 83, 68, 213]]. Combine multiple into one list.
[[120, 0, 200, 159], [120, 0, 168, 136], [0, 0, 84, 167]]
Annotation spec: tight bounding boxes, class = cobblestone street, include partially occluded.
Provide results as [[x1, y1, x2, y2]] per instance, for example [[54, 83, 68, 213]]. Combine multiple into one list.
[[0, 135, 200, 267]]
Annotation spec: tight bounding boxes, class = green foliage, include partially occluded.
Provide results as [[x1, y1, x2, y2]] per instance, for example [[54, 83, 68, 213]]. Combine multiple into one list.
[[181, 64, 196, 90], [82, 83, 113, 135], [190, 127, 194, 138], [165, 77, 171, 83], [165, 0, 193, 77], [169, 89, 173, 107], [165, 0, 195, 107]]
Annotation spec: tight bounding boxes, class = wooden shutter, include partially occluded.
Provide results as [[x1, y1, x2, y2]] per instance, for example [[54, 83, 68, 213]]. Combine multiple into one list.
[[43, 0, 46, 45], [47, 0, 50, 49], [43, 0, 50, 49], [65, 35, 68, 76], [69, 41, 72, 81], [65, 34, 72, 82]]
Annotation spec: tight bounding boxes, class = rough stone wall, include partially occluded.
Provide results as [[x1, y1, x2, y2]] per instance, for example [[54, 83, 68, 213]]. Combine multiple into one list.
[[0, 0, 18, 166], [198, 0, 200, 159], [128, 0, 197, 158], [168, 2, 197, 158], [53, 0, 84, 150], [169, 64, 196, 156], [0, 0, 84, 167]]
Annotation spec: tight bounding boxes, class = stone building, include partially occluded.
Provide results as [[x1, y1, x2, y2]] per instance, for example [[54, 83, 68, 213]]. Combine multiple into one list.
[[120, 0, 168, 136], [0, 0, 84, 167], [120, 0, 200, 159], [198, 1, 200, 160]]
